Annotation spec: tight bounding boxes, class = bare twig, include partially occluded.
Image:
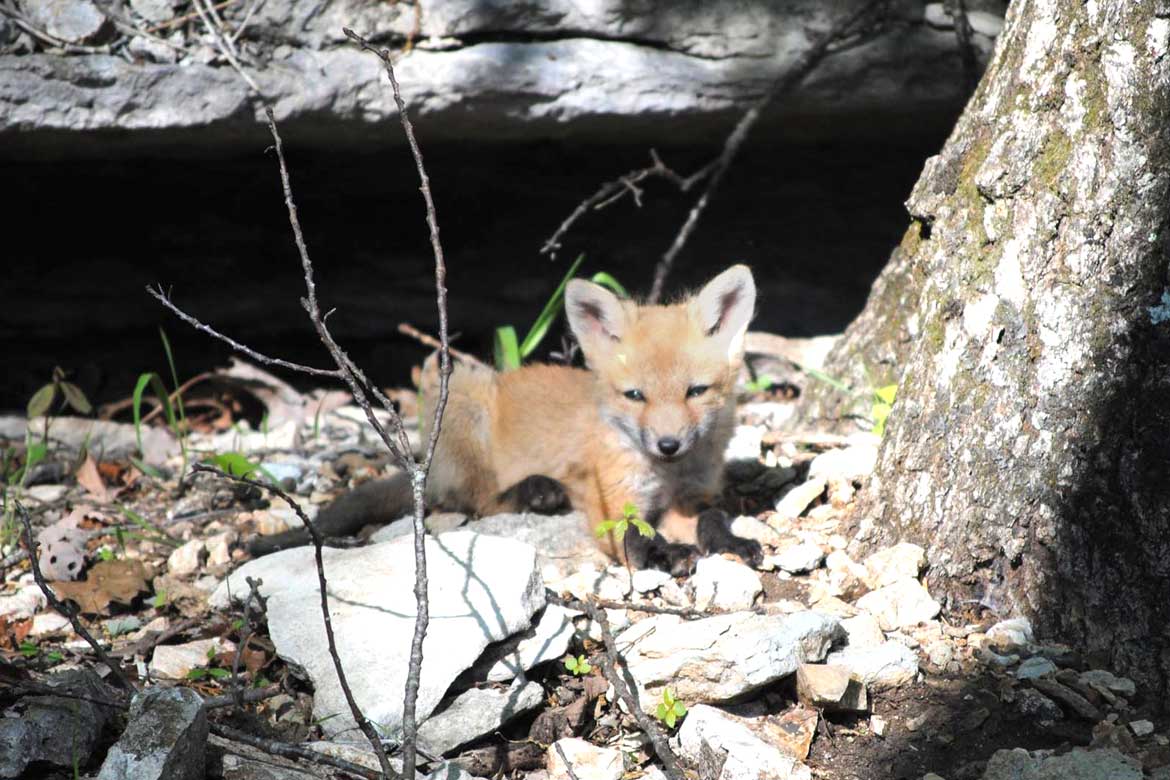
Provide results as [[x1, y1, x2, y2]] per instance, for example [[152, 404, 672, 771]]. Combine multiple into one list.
[[554, 741, 584, 780], [540, 150, 715, 258], [211, 722, 385, 780], [230, 575, 267, 709], [647, 0, 890, 302], [946, 0, 980, 91], [145, 0, 238, 33], [204, 683, 284, 709], [343, 29, 455, 780], [397, 323, 486, 367], [191, 0, 263, 96], [228, 0, 267, 45], [585, 597, 685, 779], [16, 503, 134, 692], [194, 463, 398, 779]]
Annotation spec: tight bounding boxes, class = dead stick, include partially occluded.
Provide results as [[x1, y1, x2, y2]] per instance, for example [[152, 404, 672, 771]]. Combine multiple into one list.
[[397, 323, 485, 367], [211, 722, 384, 780], [647, 0, 889, 303], [554, 741, 584, 780], [17, 502, 134, 691]]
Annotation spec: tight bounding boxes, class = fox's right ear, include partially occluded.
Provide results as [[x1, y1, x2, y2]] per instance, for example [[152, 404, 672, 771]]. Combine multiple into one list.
[[566, 279, 627, 360]]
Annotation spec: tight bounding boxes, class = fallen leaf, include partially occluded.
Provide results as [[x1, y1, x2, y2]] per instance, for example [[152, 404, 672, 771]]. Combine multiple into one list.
[[52, 559, 150, 615], [76, 454, 110, 503]]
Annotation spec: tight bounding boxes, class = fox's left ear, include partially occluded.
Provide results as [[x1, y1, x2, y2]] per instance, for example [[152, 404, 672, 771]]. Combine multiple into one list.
[[695, 264, 756, 361]]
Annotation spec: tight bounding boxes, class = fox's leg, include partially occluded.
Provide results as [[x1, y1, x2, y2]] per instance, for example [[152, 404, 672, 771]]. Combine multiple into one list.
[[491, 475, 571, 514], [695, 508, 763, 566], [623, 514, 701, 576]]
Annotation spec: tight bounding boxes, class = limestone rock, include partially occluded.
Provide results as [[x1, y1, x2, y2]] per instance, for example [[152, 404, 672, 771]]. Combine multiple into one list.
[[25, 0, 107, 44], [980, 747, 1141, 780], [211, 532, 545, 740], [150, 637, 235, 680], [773, 478, 825, 519], [0, 669, 114, 777], [97, 687, 207, 780], [795, 664, 867, 711], [985, 617, 1033, 651], [690, 555, 762, 611], [418, 680, 545, 757], [826, 640, 919, 690], [1016, 656, 1057, 680], [547, 738, 621, 780], [468, 512, 609, 582], [166, 539, 205, 577], [473, 604, 579, 683], [861, 543, 926, 589], [807, 444, 878, 483], [855, 578, 940, 630], [619, 610, 842, 707], [674, 704, 811, 780], [771, 543, 825, 574], [839, 612, 886, 649]]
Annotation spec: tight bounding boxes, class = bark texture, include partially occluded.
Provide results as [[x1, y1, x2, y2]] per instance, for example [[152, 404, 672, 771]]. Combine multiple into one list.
[[814, 0, 1170, 690]]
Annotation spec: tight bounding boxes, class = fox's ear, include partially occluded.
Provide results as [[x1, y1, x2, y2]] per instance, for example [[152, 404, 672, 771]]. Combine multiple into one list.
[[566, 279, 627, 360], [695, 264, 756, 361]]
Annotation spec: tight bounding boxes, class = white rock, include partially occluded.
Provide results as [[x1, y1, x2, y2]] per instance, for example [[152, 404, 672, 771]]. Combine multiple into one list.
[[827, 640, 919, 691], [729, 515, 783, 548], [980, 748, 1141, 780], [1130, 719, 1154, 737], [771, 543, 825, 574], [30, 612, 72, 637], [795, 664, 867, 711], [773, 478, 825, 519], [807, 444, 878, 483], [1080, 670, 1136, 698], [1015, 656, 1057, 680], [861, 543, 926, 589], [0, 584, 47, 619], [211, 532, 545, 741], [924, 3, 951, 28], [166, 539, 205, 577], [26, 484, 68, 503], [467, 512, 610, 582], [551, 565, 631, 602], [481, 604, 579, 682], [205, 532, 236, 567], [925, 640, 954, 668], [129, 0, 175, 23], [618, 611, 842, 707], [968, 11, 1005, 37], [418, 680, 544, 756], [149, 637, 236, 679], [724, 425, 764, 462], [840, 612, 885, 649], [691, 556, 762, 611], [824, 550, 868, 599], [986, 618, 1033, 649], [631, 569, 673, 594], [871, 715, 887, 736], [855, 579, 940, 631], [547, 737, 622, 780], [674, 704, 811, 780]]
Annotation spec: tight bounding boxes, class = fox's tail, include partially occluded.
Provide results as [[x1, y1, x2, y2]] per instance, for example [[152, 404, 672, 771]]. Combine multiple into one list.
[[247, 472, 413, 556]]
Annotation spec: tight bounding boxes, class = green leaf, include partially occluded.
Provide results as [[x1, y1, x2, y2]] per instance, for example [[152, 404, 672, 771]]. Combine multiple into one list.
[[25, 441, 48, 474], [630, 517, 656, 539], [186, 668, 209, 681], [159, 328, 186, 426], [594, 519, 618, 538], [673, 701, 688, 718], [19, 641, 38, 658], [27, 384, 56, 419], [874, 384, 898, 405], [656, 702, 668, 722], [207, 452, 263, 479], [98, 547, 115, 562], [493, 326, 522, 371], [802, 366, 853, 394], [589, 271, 628, 298], [662, 688, 675, 707], [152, 591, 168, 608], [208, 668, 231, 679], [129, 456, 163, 480], [665, 709, 677, 728], [46, 651, 64, 664], [59, 382, 92, 415], [519, 254, 587, 358]]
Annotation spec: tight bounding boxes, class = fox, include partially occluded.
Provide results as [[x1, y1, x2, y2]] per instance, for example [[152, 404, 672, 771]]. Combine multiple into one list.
[[249, 265, 762, 573]]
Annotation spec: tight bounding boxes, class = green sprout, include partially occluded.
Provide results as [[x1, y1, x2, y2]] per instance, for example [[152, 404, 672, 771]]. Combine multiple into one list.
[[564, 654, 593, 676], [655, 688, 687, 728]]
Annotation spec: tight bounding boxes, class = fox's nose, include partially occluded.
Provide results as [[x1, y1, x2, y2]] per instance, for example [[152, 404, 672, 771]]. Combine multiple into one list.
[[657, 437, 681, 456]]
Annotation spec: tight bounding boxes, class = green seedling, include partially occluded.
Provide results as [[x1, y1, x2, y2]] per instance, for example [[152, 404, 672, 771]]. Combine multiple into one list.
[[564, 654, 593, 676], [594, 502, 655, 542], [871, 384, 898, 436], [655, 687, 687, 728]]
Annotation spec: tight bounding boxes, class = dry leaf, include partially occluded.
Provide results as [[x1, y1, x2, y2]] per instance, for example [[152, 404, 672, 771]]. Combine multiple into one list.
[[52, 559, 150, 615], [76, 454, 110, 503]]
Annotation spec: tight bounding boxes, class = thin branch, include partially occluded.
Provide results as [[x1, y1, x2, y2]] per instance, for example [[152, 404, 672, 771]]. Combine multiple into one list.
[[540, 150, 714, 258], [16, 502, 134, 692], [230, 575, 267, 709], [203, 683, 284, 709], [211, 722, 384, 780], [343, 29, 455, 780], [146, 0, 238, 33], [398, 323, 486, 368], [228, 0, 266, 45], [646, 0, 891, 303], [946, 0, 980, 91], [194, 464, 399, 780], [147, 285, 342, 379], [191, 0, 263, 96], [554, 741, 584, 780]]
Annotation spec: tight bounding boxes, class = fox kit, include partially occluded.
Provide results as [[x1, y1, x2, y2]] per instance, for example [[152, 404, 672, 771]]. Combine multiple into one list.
[[251, 265, 761, 572]]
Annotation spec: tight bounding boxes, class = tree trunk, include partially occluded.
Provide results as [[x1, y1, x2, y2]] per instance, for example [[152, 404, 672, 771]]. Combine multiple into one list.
[[806, 0, 1170, 691]]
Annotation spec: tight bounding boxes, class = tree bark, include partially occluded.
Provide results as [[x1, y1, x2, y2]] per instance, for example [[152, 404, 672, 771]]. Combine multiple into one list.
[[805, 0, 1170, 691]]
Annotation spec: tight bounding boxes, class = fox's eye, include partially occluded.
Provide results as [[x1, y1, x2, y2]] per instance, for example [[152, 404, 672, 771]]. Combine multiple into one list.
[[686, 384, 710, 399], [623, 389, 646, 402]]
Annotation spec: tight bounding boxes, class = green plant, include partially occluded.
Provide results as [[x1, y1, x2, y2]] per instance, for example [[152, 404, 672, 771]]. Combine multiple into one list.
[[594, 502, 655, 542], [494, 255, 628, 371], [186, 667, 232, 681], [119, 506, 180, 547], [27, 366, 92, 441], [563, 654, 592, 676], [655, 688, 687, 728], [870, 384, 897, 436], [743, 374, 777, 394], [130, 329, 191, 480]]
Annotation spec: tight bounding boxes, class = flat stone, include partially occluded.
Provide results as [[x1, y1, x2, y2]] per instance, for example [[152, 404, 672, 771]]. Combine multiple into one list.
[[418, 680, 545, 756], [25, 0, 107, 44], [824, 550, 868, 599], [826, 640, 919, 691], [1079, 670, 1136, 698], [631, 569, 674, 593], [1031, 678, 1103, 721], [980, 747, 1141, 780], [985, 617, 1033, 651], [855, 578, 940, 630], [618, 610, 842, 707], [1130, 719, 1154, 737], [29, 611, 72, 637], [468, 512, 610, 582], [473, 604, 579, 683], [0, 669, 114, 777], [150, 637, 236, 680], [1014, 688, 1063, 721], [773, 478, 826, 519], [1016, 656, 1058, 680], [128, 0, 176, 24], [729, 515, 783, 548], [674, 704, 811, 780], [795, 664, 867, 711], [807, 444, 878, 483], [211, 532, 545, 741], [691, 555, 763, 611], [166, 539, 205, 577], [550, 565, 632, 602], [547, 738, 621, 780], [840, 612, 885, 649], [97, 687, 207, 780], [771, 542, 825, 574], [861, 543, 926, 589]]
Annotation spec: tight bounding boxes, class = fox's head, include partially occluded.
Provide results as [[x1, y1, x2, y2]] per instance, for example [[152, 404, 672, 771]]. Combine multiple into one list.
[[565, 265, 756, 462]]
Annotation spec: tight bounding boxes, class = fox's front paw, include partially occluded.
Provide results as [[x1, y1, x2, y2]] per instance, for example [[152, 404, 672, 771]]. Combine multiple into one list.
[[502, 474, 571, 514], [696, 508, 764, 568], [649, 541, 701, 577]]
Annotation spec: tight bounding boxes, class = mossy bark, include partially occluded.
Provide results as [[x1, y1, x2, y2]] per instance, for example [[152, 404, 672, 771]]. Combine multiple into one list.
[[806, 0, 1170, 690]]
